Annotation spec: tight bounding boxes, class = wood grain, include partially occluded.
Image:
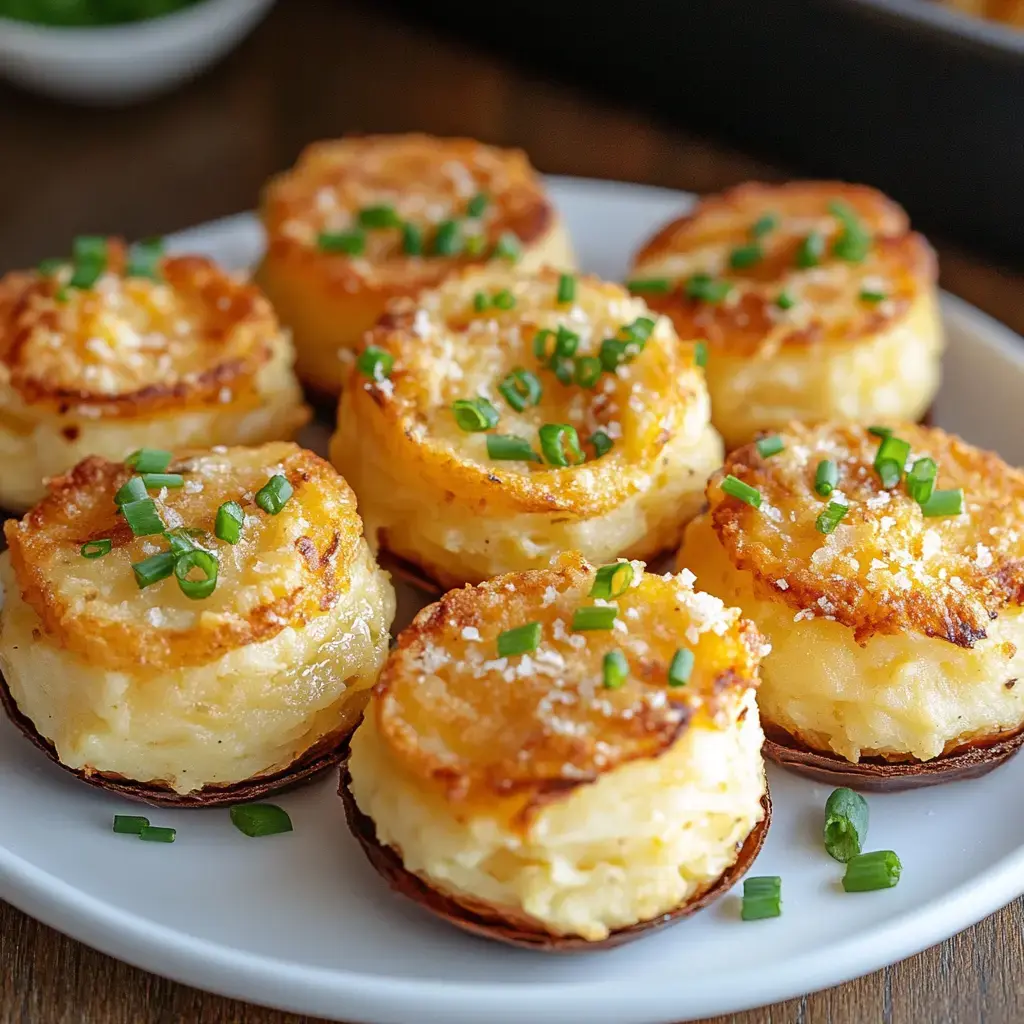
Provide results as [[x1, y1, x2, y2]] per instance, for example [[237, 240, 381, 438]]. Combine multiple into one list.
[[2, 1, 1024, 1022]]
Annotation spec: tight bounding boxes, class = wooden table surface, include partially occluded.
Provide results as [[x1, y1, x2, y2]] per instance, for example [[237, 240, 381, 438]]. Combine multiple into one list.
[[2, 2, 1024, 1022]]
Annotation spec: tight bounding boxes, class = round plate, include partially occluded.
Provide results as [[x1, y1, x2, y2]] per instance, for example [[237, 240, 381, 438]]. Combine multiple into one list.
[[2, 177, 1024, 1024]]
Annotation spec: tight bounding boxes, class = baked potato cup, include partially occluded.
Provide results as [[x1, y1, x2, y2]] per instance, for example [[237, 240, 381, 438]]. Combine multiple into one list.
[[0, 442, 395, 805], [255, 134, 575, 398], [629, 182, 943, 449], [0, 238, 309, 513], [331, 266, 723, 591], [677, 422, 1024, 789], [343, 552, 771, 948]]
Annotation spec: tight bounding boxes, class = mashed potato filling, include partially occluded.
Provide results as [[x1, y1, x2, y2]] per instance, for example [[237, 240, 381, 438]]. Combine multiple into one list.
[[0, 542, 395, 793], [349, 690, 765, 942]]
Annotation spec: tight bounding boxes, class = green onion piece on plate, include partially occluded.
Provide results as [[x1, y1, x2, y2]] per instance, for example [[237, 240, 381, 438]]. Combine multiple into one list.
[[589, 430, 613, 458], [824, 787, 869, 863], [867, 425, 892, 438], [539, 423, 585, 467], [906, 457, 938, 505], [215, 501, 245, 545], [113, 814, 149, 835], [591, 562, 634, 599], [668, 647, 694, 687], [402, 222, 424, 256], [473, 291, 490, 313], [573, 356, 603, 389], [741, 876, 782, 920], [497, 622, 541, 657], [81, 539, 112, 559], [452, 397, 500, 432], [816, 501, 849, 535], [68, 235, 107, 289], [796, 231, 825, 269], [830, 200, 871, 263], [874, 434, 911, 488], [859, 288, 886, 303], [125, 238, 164, 280], [493, 231, 521, 262], [466, 193, 489, 218], [230, 803, 294, 838], [815, 459, 838, 497], [554, 325, 579, 359], [433, 220, 462, 256], [776, 290, 796, 310], [138, 826, 176, 844], [38, 257, 65, 276], [498, 368, 541, 411], [357, 204, 402, 229], [751, 213, 779, 238], [572, 606, 617, 632], [126, 448, 172, 474], [356, 346, 393, 381], [556, 273, 576, 304], [756, 435, 784, 458], [721, 475, 761, 509], [842, 850, 901, 892], [603, 650, 629, 689], [132, 551, 176, 589], [255, 475, 293, 515], [165, 528, 199, 557], [174, 549, 219, 600], [685, 273, 732, 303], [627, 277, 671, 293], [141, 473, 183, 491], [122, 498, 165, 537], [694, 340, 708, 368], [729, 243, 763, 269], [486, 434, 539, 462], [318, 230, 365, 256], [114, 475, 148, 506], [920, 488, 965, 518]]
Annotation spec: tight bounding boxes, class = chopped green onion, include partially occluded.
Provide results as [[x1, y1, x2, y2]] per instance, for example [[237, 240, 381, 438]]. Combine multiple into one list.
[[627, 277, 671, 293], [493, 231, 521, 262], [318, 230, 365, 255], [589, 430, 613, 458], [539, 423, 585, 467], [591, 562, 634, 599], [572, 606, 617, 631], [230, 803, 294, 838], [859, 288, 886, 304], [622, 316, 656, 345], [776, 290, 796, 310], [473, 291, 489, 313], [721, 475, 761, 509], [554, 325, 579, 359], [599, 338, 629, 372], [556, 273, 576, 305], [867, 425, 892, 438], [920, 488, 965, 518], [756, 435, 784, 458], [796, 231, 825, 269], [81, 539, 112, 559], [466, 193, 489, 218], [842, 850, 901, 892], [816, 501, 849, 535], [138, 826, 176, 844], [685, 273, 732, 303], [552, 358, 574, 386], [486, 434, 539, 462], [906, 458, 937, 505], [668, 647, 694, 687], [125, 238, 164, 280], [815, 459, 839, 497], [876, 461, 902, 490], [603, 650, 629, 689], [493, 289, 516, 310], [464, 234, 487, 257], [165, 527, 199, 557], [452, 397, 500, 432], [132, 551, 176, 589], [357, 204, 402, 229], [498, 368, 542, 411], [433, 219, 462, 256], [694, 340, 708, 367], [68, 235, 107, 289], [38, 257, 64, 276], [729, 243, 763, 269], [174, 549, 219, 600], [356, 345, 393, 381], [742, 876, 782, 920], [114, 475, 148, 506], [126, 448, 172, 474], [830, 200, 871, 263], [824, 788, 869, 863], [402, 222, 424, 256], [215, 501, 245, 545], [497, 622, 541, 657], [112, 814, 149, 835], [573, 356, 603, 389], [533, 328, 555, 362], [751, 213, 779, 238], [141, 473, 183, 491], [122, 498, 165, 537], [874, 435, 911, 488], [255, 475, 293, 515]]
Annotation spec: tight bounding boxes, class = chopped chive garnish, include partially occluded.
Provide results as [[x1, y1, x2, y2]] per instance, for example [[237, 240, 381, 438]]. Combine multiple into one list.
[[473, 291, 489, 313], [796, 231, 825, 268], [685, 273, 732, 303], [572, 606, 617, 631], [741, 876, 782, 920], [876, 461, 902, 490], [165, 527, 198, 557], [591, 562, 634, 599], [756, 435, 784, 458], [68, 235, 107, 289], [81, 539, 112, 559], [487, 434, 539, 462], [729, 243, 763, 269], [627, 277, 671, 293], [874, 435, 911, 488], [466, 193, 489, 218], [815, 459, 838, 497], [867, 425, 892, 438], [498, 368, 542, 411], [126, 448, 172, 473], [668, 647, 694, 687], [589, 430, 613, 458], [464, 234, 486, 257], [318, 229, 365, 255], [215, 501, 245, 545], [830, 200, 871, 263], [493, 289, 516, 310], [356, 345, 394, 381], [859, 288, 887, 303], [38, 257, 64, 276], [138, 826, 176, 844], [552, 358, 574, 386], [906, 457, 937, 505], [493, 231, 521, 262], [622, 316, 656, 345], [776, 290, 796, 310], [402, 222, 424, 256], [230, 803, 294, 838], [554, 325, 579, 359], [114, 476, 148, 506], [842, 850, 901, 892], [599, 338, 629, 372], [556, 273, 576, 305], [816, 501, 849, 535], [255, 475, 293, 515], [125, 238, 164, 280], [141, 473, 183, 491], [721, 475, 761, 509], [132, 551, 176, 589], [113, 814, 149, 835], [694, 340, 708, 367], [920, 488, 964, 518], [751, 213, 779, 238], [174, 549, 219, 600], [433, 219, 462, 256], [539, 423, 585, 467], [497, 622, 541, 657], [824, 788, 869, 863], [603, 650, 629, 689], [573, 356, 603, 389], [357, 204, 402, 229], [452, 397, 500, 432], [122, 498, 165, 537], [533, 328, 556, 362]]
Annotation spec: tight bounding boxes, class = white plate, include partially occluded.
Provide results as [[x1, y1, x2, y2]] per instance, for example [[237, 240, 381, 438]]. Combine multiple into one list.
[[2, 176, 1024, 1024]]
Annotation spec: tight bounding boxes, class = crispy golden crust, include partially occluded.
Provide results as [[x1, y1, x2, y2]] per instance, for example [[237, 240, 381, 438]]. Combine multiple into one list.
[[3, 443, 362, 671], [372, 553, 764, 814], [630, 181, 937, 357], [339, 756, 771, 950], [0, 240, 284, 417], [707, 422, 1024, 647]]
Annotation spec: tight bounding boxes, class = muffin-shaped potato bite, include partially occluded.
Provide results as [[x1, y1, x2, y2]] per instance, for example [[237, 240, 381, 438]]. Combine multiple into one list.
[[678, 423, 1024, 789], [331, 266, 722, 590], [629, 182, 942, 449], [343, 553, 770, 948], [0, 442, 395, 805], [0, 237, 309, 512], [255, 134, 575, 397]]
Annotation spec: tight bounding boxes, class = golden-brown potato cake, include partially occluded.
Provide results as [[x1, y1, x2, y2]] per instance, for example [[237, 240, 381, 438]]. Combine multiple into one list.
[[331, 266, 723, 590], [0, 238, 309, 512], [629, 182, 943, 449], [255, 134, 576, 397], [940, 0, 1024, 26], [0, 442, 395, 805], [344, 552, 770, 947], [677, 422, 1024, 788]]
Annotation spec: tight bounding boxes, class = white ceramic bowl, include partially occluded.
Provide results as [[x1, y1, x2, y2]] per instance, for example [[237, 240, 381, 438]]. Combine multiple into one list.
[[0, 0, 275, 105]]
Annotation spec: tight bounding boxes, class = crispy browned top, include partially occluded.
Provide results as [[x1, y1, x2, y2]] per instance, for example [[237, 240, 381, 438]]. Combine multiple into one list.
[[708, 422, 1024, 647], [631, 181, 937, 357], [3, 443, 362, 671], [260, 134, 555, 293], [373, 552, 764, 809], [0, 240, 280, 417]]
